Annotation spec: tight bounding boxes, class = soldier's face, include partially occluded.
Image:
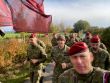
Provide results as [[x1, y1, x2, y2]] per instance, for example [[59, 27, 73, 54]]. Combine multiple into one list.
[[90, 43, 100, 50], [70, 51, 93, 74], [57, 40, 65, 46], [28, 37, 37, 44]]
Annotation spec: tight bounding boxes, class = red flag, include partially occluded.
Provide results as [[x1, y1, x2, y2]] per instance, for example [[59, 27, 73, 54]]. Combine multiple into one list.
[[0, 0, 13, 26], [25, 0, 44, 14], [6, 0, 52, 33]]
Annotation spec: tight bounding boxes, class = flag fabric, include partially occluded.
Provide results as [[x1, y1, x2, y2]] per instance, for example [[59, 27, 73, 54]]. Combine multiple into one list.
[[24, 0, 44, 14], [0, 0, 13, 26], [103, 72, 110, 83], [6, 0, 52, 33]]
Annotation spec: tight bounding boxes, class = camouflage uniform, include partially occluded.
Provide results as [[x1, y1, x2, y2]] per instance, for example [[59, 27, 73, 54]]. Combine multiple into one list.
[[83, 38, 91, 46], [58, 67, 110, 83], [51, 33, 58, 46], [90, 48, 110, 70], [66, 33, 79, 47], [51, 45, 72, 83], [100, 43, 107, 50], [66, 38, 77, 47], [27, 40, 47, 83]]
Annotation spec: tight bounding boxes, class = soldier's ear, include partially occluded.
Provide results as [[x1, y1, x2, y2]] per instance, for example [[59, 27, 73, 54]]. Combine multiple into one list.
[[90, 52, 94, 62]]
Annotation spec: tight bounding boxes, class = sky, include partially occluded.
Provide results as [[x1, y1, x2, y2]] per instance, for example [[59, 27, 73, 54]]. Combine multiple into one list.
[[44, 0, 110, 28]]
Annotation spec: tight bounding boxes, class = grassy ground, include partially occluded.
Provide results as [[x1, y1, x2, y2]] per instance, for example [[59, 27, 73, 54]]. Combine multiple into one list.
[[0, 63, 29, 83]]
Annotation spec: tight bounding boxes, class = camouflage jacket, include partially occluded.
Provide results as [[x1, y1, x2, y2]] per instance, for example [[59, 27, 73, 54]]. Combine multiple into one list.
[[58, 67, 110, 83], [100, 43, 107, 50], [66, 38, 77, 47], [51, 45, 72, 76], [51, 37, 58, 46], [83, 38, 90, 46], [27, 41, 47, 70], [90, 48, 110, 70]]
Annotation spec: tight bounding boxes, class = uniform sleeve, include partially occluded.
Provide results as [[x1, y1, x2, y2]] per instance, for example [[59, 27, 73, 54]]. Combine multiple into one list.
[[38, 47, 47, 63], [38, 40, 46, 50], [51, 47, 57, 62], [104, 50, 110, 70], [27, 45, 31, 61], [58, 72, 69, 83], [100, 43, 107, 50], [34, 43, 47, 63], [58, 69, 75, 83]]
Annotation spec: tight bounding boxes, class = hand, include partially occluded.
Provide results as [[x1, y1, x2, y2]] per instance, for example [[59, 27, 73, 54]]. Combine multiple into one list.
[[23, 60, 27, 65], [31, 59, 38, 64], [29, 38, 37, 45], [61, 63, 67, 69], [52, 61, 56, 67]]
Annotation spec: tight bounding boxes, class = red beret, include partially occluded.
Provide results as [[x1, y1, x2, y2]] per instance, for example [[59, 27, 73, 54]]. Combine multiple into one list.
[[29, 33, 36, 38], [90, 35, 100, 43], [68, 42, 88, 56]]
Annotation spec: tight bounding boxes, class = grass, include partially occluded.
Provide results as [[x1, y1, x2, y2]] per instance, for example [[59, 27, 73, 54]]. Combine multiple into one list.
[[0, 64, 29, 83]]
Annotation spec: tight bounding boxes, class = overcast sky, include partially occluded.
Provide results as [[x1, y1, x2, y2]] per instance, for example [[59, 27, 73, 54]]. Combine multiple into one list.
[[44, 0, 110, 27]]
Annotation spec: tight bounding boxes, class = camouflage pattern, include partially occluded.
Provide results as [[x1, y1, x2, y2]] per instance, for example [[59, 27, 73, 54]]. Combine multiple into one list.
[[66, 33, 79, 47], [58, 67, 110, 83], [51, 45, 72, 83], [100, 43, 107, 50], [51, 33, 58, 46], [51, 37, 58, 46], [27, 40, 47, 83], [90, 48, 110, 70], [64, 34, 69, 41], [66, 38, 77, 47], [83, 38, 90, 46]]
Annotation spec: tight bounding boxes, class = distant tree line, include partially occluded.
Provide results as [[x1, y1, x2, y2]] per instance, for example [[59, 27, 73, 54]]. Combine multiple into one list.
[[49, 20, 110, 52]]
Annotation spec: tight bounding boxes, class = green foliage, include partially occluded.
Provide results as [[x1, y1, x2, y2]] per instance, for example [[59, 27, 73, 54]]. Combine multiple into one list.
[[49, 24, 60, 33], [101, 27, 110, 52], [88, 26, 104, 35], [65, 26, 73, 33], [73, 20, 90, 32]]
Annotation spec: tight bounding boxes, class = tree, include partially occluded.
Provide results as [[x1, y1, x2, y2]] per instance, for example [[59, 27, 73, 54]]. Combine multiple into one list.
[[49, 23, 60, 33], [65, 26, 73, 33], [89, 26, 104, 35], [101, 27, 110, 52], [73, 20, 90, 33]]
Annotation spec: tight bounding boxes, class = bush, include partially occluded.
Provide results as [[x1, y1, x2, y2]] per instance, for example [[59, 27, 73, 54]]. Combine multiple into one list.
[[0, 38, 28, 73], [101, 27, 110, 52]]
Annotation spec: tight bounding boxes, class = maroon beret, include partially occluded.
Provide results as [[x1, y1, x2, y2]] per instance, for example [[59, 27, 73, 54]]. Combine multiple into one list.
[[29, 33, 36, 38], [68, 42, 88, 56], [90, 35, 100, 43]]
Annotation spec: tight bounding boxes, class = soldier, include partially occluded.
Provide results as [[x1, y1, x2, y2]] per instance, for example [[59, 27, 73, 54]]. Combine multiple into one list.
[[91, 35, 107, 50], [51, 33, 58, 46], [27, 33, 47, 83], [90, 35, 110, 70], [51, 35, 72, 83], [66, 33, 78, 47], [83, 32, 92, 46], [58, 42, 110, 83]]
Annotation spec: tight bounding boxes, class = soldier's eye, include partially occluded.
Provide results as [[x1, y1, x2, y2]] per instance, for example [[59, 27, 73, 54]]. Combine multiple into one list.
[[80, 55, 86, 58]]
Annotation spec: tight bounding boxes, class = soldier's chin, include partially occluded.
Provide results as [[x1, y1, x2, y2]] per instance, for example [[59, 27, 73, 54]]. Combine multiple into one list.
[[92, 47, 97, 50], [77, 70, 88, 74], [75, 68, 88, 74]]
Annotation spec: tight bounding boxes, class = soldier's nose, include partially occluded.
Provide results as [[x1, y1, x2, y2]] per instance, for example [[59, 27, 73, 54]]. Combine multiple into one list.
[[76, 57, 82, 64]]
